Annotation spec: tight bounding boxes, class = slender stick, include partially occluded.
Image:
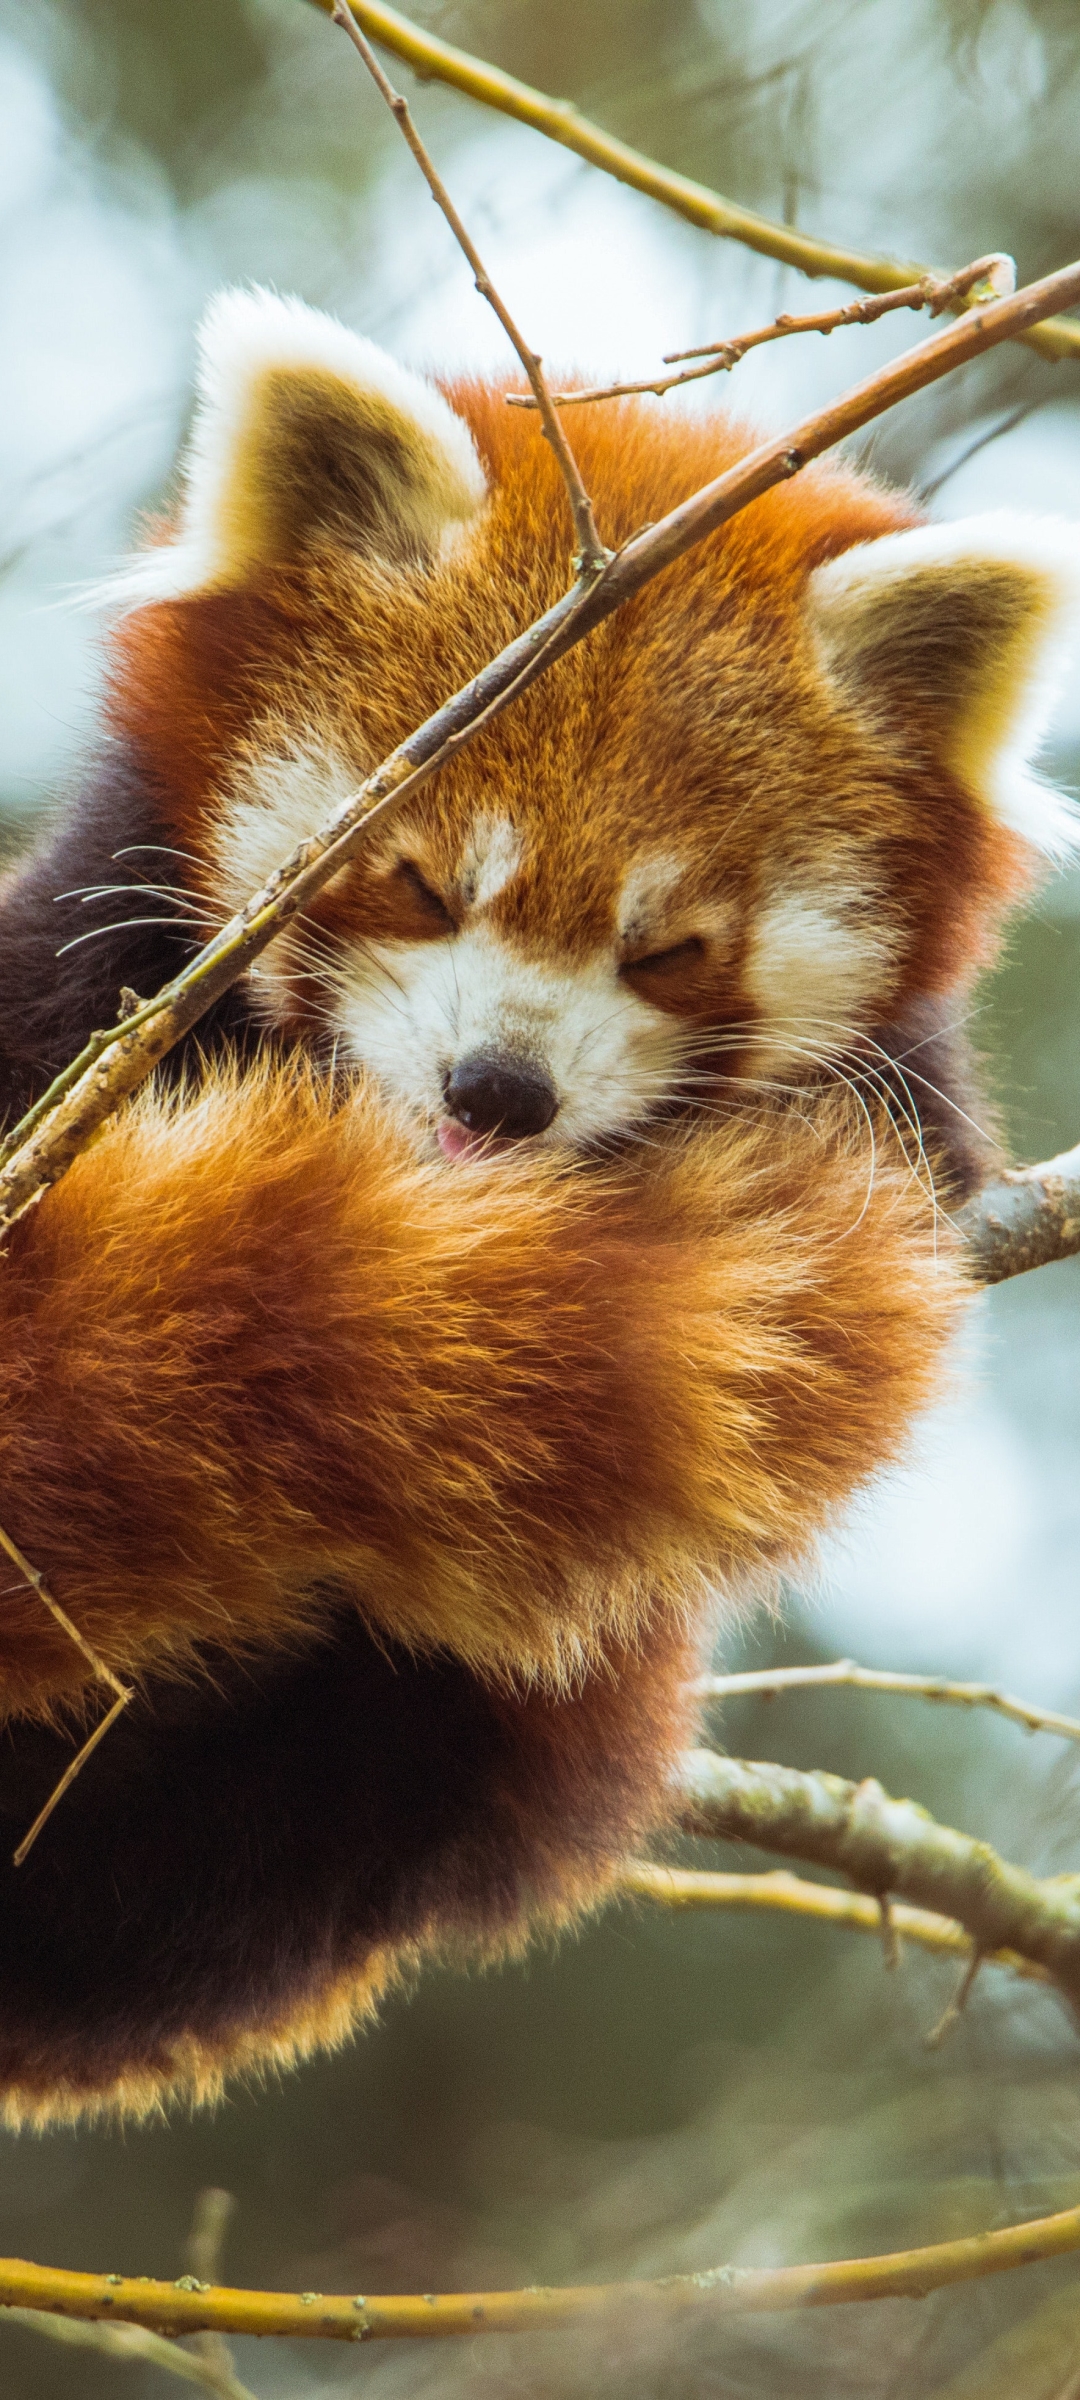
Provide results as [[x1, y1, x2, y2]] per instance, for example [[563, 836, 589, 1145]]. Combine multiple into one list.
[[506, 255, 1017, 409], [301, 0, 1080, 366], [696, 1659, 1080, 1744], [1, 2310, 257, 2399], [2, 254, 1080, 1243], [12, 1690, 132, 1869], [5, 2198, 1080, 2336], [0, 1517, 134, 1866], [614, 1863, 1050, 1984], [0, 1520, 127, 1699], [331, 1, 609, 572]]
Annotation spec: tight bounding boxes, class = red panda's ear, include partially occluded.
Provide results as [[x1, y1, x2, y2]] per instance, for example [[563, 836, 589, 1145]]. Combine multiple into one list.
[[106, 287, 487, 606], [805, 515, 1080, 860]]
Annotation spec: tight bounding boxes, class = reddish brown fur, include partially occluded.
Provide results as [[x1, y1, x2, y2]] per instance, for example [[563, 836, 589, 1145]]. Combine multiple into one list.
[[0, 1064, 962, 1714], [0, 366, 1021, 2119], [106, 388, 1032, 1032]]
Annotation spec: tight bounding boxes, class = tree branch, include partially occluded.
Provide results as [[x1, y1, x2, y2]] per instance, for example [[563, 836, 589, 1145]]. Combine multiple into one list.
[[505, 257, 1017, 409], [5, 2201, 1080, 2338], [1, 2310, 256, 2398], [958, 1144, 1080, 1283], [696, 1659, 1080, 1743], [614, 1862, 1052, 1985], [331, 0, 610, 572], [676, 1751, 1080, 2008], [2, 254, 1079, 1239], [301, 0, 1080, 367]]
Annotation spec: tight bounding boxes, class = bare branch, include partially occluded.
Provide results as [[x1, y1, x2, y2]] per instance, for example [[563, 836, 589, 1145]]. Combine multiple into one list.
[[331, 1, 609, 573], [676, 1751, 1080, 2009], [6, 2199, 1080, 2336], [696, 1658, 1080, 1743], [505, 255, 1016, 410], [2, 2307, 257, 2398], [303, 0, 1080, 367], [2, 255, 1079, 1241], [614, 1863, 1051, 1985], [958, 1143, 1080, 1282], [12, 1689, 132, 1869], [184, 2191, 241, 2395]]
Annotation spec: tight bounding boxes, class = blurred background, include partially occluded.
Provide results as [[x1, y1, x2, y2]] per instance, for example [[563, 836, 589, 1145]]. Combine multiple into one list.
[[2, 1, 1080, 2392]]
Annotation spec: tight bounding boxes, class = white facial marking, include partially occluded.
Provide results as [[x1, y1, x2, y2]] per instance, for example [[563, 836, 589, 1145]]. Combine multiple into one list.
[[212, 741, 360, 914], [459, 816, 523, 908], [617, 853, 688, 944], [746, 888, 897, 1064], [333, 925, 688, 1149]]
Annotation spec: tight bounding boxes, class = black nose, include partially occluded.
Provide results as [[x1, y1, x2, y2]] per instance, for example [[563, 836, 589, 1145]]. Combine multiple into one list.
[[444, 1050, 559, 1140]]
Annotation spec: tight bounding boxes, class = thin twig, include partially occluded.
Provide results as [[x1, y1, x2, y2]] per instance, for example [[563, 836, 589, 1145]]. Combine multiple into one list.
[[506, 255, 1016, 409], [6, 2198, 1080, 2336], [696, 1659, 1080, 1743], [0, 1518, 134, 1865], [614, 1864, 1050, 1985], [924, 1950, 984, 2051], [302, 0, 1080, 366], [676, 1751, 1080, 2008], [12, 1690, 132, 1868], [2, 255, 1079, 1245], [0, 1520, 128, 1700], [1, 2308, 258, 2398], [331, 0, 609, 572], [184, 2190, 240, 2392]]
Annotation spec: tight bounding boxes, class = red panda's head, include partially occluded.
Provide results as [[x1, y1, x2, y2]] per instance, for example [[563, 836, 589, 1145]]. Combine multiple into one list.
[[100, 287, 1080, 1158]]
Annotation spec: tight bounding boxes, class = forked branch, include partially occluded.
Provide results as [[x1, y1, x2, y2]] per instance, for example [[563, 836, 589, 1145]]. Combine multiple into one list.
[[331, 0, 609, 572], [506, 255, 1017, 409], [303, 0, 1080, 366]]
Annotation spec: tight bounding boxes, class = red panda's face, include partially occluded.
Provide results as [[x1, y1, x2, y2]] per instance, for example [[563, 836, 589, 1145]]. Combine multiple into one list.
[[103, 291, 1080, 1157]]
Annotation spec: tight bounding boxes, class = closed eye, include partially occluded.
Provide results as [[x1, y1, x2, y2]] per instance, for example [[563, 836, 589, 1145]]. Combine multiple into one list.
[[394, 858, 455, 932], [621, 936, 705, 976]]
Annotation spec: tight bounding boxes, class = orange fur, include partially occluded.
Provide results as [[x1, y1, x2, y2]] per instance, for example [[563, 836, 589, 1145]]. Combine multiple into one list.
[[0, 1063, 961, 1713], [2, 300, 1068, 2118]]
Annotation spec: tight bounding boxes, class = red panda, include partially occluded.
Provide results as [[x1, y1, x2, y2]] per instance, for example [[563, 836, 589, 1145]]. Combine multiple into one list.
[[0, 287, 1075, 2125]]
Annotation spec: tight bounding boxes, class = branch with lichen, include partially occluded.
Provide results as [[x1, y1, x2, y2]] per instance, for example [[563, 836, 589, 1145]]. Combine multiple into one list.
[[5, 2200, 1080, 2341], [675, 1750, 1080, 2010], [1, 255, 1078, 1242], [958, 1141, 1080, 1282], [308, 0, 1080, 367], [5, 2187, 254, 2399]]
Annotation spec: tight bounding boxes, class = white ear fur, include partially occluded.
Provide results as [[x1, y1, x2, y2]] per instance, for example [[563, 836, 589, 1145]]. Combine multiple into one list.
[[806, 513, 1080, 859], [98, 287, 487, 609]]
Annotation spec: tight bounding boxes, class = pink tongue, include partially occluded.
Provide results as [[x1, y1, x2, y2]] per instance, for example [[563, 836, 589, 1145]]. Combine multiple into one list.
[[437, 1118, 485, 1161]]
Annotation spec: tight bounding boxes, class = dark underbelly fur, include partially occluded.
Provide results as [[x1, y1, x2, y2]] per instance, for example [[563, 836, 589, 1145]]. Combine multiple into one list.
[[0, 1607, 687, 2097]]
